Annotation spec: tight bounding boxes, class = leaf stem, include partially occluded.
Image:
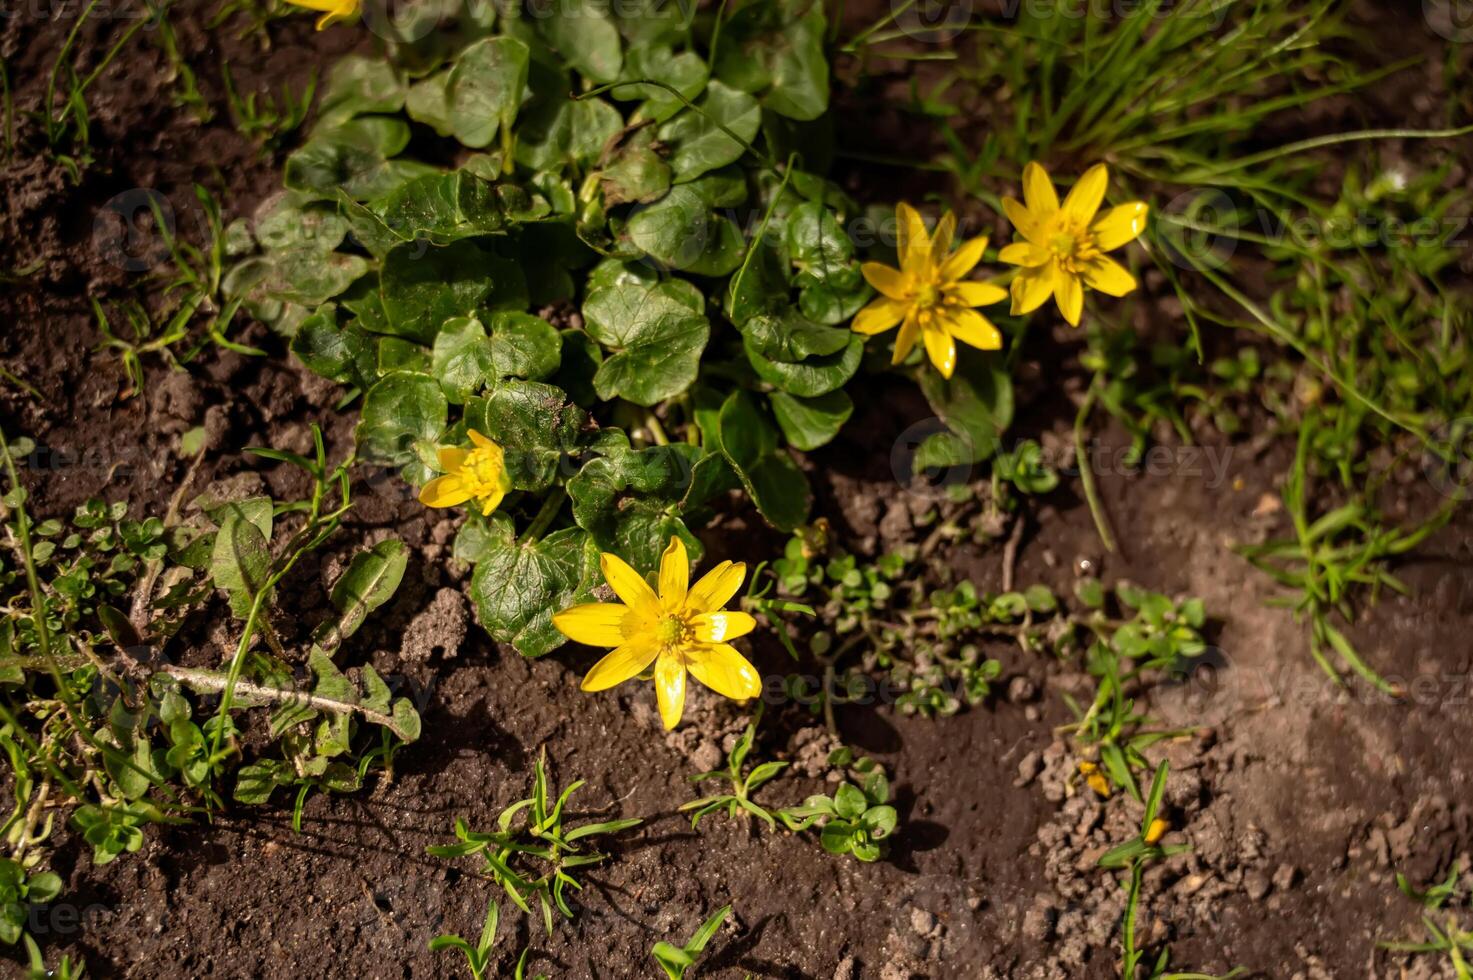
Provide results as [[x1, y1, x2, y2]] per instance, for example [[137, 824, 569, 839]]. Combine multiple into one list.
[[522, 488, 567, 544], [1074, 381, 1117, 554]]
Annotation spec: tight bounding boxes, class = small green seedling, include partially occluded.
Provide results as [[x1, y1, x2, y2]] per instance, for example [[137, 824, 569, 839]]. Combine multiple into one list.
[[429, 898, 547, 980], [1382, 863, 1473, 977], [778, 760, 896, 862], [1099, 762, 1242, 980], [650, 904, 732, 980], [681, 710, 787, 829], [428, 752, 642, 936]]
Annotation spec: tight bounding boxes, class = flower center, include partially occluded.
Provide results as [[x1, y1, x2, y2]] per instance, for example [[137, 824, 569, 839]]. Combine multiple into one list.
[[459, 446, 507, 498], [914, 282, 942, 310], [655, 614, 690, 646], [1046, 218, 1101, 273]]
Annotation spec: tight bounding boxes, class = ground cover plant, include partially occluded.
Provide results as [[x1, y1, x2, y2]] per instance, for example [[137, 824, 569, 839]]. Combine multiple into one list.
[[1, 0, 1472, 976]]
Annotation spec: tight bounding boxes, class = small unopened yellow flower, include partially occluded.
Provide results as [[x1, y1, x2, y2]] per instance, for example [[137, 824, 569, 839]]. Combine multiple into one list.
[[1078, 760, 1111, 798], [852, 202, 1008, 380], [1144, 817, 1170, 845], [1000, 162, 1149, 327], [418, 430, 512, 517], [284, 0, 359, 30], [553, 537, 762, 730]]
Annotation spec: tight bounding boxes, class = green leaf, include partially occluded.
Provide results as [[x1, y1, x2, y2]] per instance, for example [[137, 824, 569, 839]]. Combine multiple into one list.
[[379, 239, 497, 344], [405, 70, 453, 135], [211, 499, 274, 619], [657, 80, 760, 182], [725, 234, 790, 325], [466, 380, 590, 492], [515, 69, 625, 171], [714, 0, 829, 121], [786, 200, 853, 283], [447, 36, 531, 149], [370, 171, 516, 245], [292, 313, 377, 388], [582, 279, 710, 405], [234, 760, 287, 805], [469, 518, 603, 657], [285, 117, 423, 201], [432, 316, 495, 402], [618, 44, 707, 124], [601, 127, 672, 205], [539, 0, 623, 83], [355, 371, 449, 477], [716, 391, 810, 531], [317, 538, 408, 651], [744, 332, 862, 397], [568, 442, 706, 570], [915, 351, 1014, 468], [488, 311, 563, 382], [742, 310, 849, 362], [834, 783, 867, 820], [626, 186, 745, 276], [315, 55, 406, 131], [770, 389, 852, 450]]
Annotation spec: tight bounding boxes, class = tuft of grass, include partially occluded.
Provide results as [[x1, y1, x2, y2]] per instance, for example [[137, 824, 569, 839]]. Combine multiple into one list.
[[427, 752, 643, 937]]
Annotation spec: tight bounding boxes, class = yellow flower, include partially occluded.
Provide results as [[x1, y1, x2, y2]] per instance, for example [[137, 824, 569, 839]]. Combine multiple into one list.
[[851, 202, 1008, 380], [284, 0, 359, 30], [1078, 760, 1111, 798], [1144, 817, 1170, 845], [553, 537, 762, 730], [418, 430, 513, 517], [999, 162, 1149, 327]]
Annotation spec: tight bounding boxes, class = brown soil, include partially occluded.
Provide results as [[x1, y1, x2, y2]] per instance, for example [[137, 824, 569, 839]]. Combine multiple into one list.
[[4, 3, 1473, 980]]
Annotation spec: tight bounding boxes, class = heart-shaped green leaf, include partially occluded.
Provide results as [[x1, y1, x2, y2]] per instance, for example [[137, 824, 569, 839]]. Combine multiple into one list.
[[469, 517, 603, 657]]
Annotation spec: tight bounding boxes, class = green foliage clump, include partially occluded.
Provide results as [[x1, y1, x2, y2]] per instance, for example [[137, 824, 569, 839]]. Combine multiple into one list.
[[224, 0, 1015, 659]]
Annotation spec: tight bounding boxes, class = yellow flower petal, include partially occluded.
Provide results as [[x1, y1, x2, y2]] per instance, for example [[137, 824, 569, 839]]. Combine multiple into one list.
[[581, 637, 660, 691], [946, 281, 1008, 307], [896, 202, 932, 276], [1010, 265, 1054, 315], [1022, 162, 1058, 216], [1081, 256, 1138, 297], [1062, 163, 1109, 225], [942, 308, 1003, 351], [929, 212, 956, 265], [600, 552, 659, 616], [419, 475, 472, 509], [852, 296, 908, 336], [1091, 202, 1150, 250], [939, 236, 988, 281], [861, 261, 911, 300], [657, 536, 689, 609], [438, 447, 470, 473], [1002, 197, 1044, 246], [1055, 272, 1084, 326], [554, 602, 632, 647], [687, 560, 746, 613], [691, 611, 756, 642], [922, 324, 957, 378], [654, 651, 688, 729], [998, 241, 1050, 268], [468, 429, 496, 450], [892, 312, 921, 364], [687, 643, 762, 700], [479, 487, 507, 517]]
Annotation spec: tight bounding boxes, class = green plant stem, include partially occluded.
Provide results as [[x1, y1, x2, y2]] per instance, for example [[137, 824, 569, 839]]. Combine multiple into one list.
[[522, 488, 567, 543], [1074, 382, 1117, 554]]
